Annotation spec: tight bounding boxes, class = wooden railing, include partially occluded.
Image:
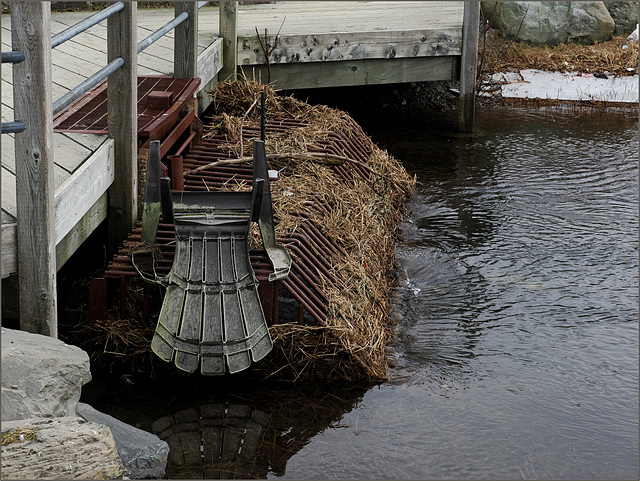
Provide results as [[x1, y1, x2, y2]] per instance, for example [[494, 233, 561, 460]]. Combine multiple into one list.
[[10, 2, 58, 336], [459, 1, 480, 133], [3, 1, 207, 336]]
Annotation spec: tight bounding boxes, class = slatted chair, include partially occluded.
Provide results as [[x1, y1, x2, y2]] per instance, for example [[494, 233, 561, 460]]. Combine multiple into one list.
[[133, 140, 291, 375]]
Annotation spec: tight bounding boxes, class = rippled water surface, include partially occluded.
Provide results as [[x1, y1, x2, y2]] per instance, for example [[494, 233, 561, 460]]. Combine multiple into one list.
[[90, 106, 638, 479]]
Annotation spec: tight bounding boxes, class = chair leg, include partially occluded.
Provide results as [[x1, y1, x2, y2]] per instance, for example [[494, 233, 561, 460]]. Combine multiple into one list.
[[252, 140, 292, 281]]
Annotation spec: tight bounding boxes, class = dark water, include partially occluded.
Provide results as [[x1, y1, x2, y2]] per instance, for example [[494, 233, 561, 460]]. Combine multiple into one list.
[[88, 105, 639, 480]]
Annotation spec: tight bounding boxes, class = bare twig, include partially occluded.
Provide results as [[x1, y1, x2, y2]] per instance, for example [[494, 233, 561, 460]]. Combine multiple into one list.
[[239, 97, 259, 158], [477, 2, 498, 89], [185, 151, 376, 176], [255, 16, 286, 83]]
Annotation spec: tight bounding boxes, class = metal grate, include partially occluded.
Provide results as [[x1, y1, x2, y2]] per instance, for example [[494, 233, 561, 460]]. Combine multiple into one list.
[[98, 116, 375, 327], [52, 76, 201, 139]]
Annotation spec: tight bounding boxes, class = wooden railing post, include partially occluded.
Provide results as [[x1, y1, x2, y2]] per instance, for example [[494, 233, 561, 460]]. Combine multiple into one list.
[[459, 0, 480, 133], [174, 1, 198, 79], [12, 1, 58, 336], [107, 1, 137, 250], [219, 1, 238, 82]]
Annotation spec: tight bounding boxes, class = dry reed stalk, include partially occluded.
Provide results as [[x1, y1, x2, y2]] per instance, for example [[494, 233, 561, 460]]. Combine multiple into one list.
[[185, 152, 354, 176], [62, 277, 160, 374]]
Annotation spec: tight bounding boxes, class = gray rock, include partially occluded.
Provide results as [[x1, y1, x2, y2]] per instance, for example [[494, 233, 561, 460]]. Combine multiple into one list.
[[1, 328, 92, 421], [1, 416, 124, 479], [483, 1, 616, 45], [604, 2, 639, 35], [77, 402, 169, 479]]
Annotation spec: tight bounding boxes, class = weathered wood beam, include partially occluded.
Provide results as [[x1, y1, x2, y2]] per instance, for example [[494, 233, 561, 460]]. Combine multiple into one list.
[[107, 1, 137, 250], [12, 1, 58, 336], [174, 1, 198, 79], [1, 224, 14, 279], [237, 29, 462, 66], [56, 192, 108, 271], [2, 194, 111, 277], [246, 56, 457, 90], [196, 38, 223, 113], [1, 137, 113, 277], [1, 66, 3, 308], [459, 0, 480, 132], [54, 139, 114, 246], [219, 0, 238, 82]]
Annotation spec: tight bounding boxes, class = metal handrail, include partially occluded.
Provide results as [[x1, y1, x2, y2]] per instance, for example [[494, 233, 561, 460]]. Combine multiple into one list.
[[1, 51, 25, 63], [1, 121, 27, 134], [52, 2, 124, 48], [137, 11, 189, 54], [52, 2, 205, 116], [2, 49, 26, 134], [53, 57, 124, 116], [137, 1, 208, 55]]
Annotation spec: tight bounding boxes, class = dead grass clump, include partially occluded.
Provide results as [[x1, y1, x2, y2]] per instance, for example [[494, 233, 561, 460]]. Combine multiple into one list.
[[480, 29, 639, 77], [61, 277, 160, 375], [78, 318, 156, 372], [2, 429, 37, 446], [209, 79, 374, 159], [209, 80, 415, 382], [259, 324, 370, 382]]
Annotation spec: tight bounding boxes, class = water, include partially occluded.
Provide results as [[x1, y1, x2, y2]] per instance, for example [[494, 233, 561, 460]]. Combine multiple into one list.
[[87, 105, 639, 479]]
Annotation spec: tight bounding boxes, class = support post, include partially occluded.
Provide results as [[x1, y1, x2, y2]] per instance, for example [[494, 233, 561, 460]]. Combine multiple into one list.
[[174, 1, 198, 79], [107, 1, 137, 250], [12, 2, 57, 336], [219, 1, 238, 82], [459, 0, 480, 133]]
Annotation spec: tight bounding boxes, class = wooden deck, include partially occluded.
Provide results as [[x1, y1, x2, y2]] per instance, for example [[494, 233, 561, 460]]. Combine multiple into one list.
[[2, 1, 468, 282], [1, 4, 223, 277], [232, 1, 465, 89]]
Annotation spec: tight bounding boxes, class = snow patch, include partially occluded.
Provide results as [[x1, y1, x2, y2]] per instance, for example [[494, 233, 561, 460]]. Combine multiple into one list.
[[483, 69, 639, 103]]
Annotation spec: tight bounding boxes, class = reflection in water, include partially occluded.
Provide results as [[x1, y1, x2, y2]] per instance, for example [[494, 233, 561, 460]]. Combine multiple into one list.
[[373, 108, 639, 386], [152, 404, 271, 479], [87, 378, 367, 479]]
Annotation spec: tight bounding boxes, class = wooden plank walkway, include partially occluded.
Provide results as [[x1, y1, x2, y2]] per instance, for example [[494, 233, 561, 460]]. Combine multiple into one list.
[[2, 1, 466, 279]]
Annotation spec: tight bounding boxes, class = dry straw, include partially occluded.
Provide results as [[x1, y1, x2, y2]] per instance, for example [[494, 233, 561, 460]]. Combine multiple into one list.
[[1, 429, 37, 447], [480, 31, 639, 77], [206, 80, 415, 382]]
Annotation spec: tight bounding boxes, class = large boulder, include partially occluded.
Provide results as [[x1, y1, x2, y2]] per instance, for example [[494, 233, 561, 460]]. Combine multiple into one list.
[[1, 328, 169, 479], [483, 1, 616, 45], [77, 402, 170, 479], [604, 2, 639, 35], [1, 417, 124, 480], [1, 328, 92, 421]]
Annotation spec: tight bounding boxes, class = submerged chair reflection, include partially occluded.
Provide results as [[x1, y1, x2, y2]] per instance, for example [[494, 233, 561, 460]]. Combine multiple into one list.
[[149, 385, 366, 479], [152, 404, 271, 479]]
